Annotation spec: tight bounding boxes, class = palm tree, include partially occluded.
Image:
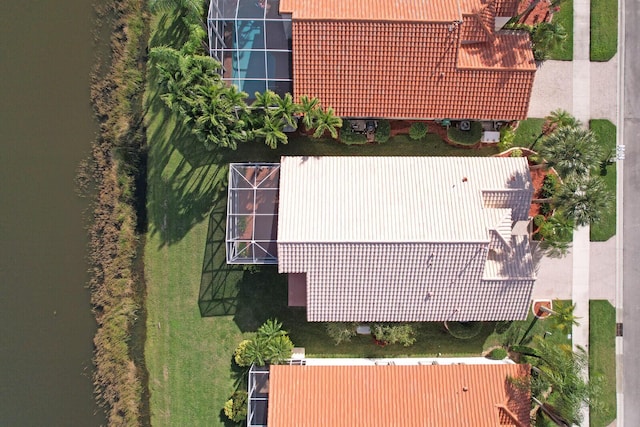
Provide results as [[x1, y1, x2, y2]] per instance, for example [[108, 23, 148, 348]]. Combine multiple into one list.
[[312, 107, 343, 139], [544, 300, 580, 334], [252, 90, 279, 113], [531, 22, 568, 61], [245, 339, 268, 366], [298, 95, 320, 131], [257, 318, 286, 340], [538, 212, 574, 256], [539, 127, 604, 179], [265, 335, 294, 364], [149, 0, 203, 18], [555, 175, 613, 227], [256, 115, 288, 149], [272, 92, 299, 129]]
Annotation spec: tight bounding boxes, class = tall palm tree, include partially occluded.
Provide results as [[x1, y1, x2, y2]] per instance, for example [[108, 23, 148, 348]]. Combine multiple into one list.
[[312, 107, 343, 139], [544, 300, 580, 334], [555, 175, 613, 227], [539, 126, 604, 179], [298, 95, 320, 131]]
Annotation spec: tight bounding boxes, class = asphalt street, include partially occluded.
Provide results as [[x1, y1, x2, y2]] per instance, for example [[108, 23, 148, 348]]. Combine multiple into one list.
[[623, 0, 640, 424]]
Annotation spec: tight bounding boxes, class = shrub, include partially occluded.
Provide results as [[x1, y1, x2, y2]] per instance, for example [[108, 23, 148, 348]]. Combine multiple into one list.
[[326, 322, 358, 345], [445, 321, 483, 340], [498, 127, 515, 152], [375, 120, 391, 143], [409, 122, 428, 140], [534, 214, 546, 227], [371, 323, 417, 347], [541, 173, 560, 199], [540, 203, 554, 216], [510, 148, 523, 157], [234, 339, 253, 367], [487, 347, 508, 360], [223, 391, 248, 423], [447, 121, 482, 145], [340, 129, 368, 145]]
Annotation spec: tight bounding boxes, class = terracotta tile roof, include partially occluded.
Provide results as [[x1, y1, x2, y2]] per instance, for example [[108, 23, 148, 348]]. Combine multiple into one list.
[[279, 0, 461, 22], [458, 31, 535, 70], [291, 20, 536, 120], [267, 364, 532, 427], [494, 0, 520, 16]]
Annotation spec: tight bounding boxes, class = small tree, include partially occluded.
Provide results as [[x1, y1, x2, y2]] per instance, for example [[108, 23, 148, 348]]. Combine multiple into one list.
[[409, 122, 428, 140], [372, 323, 417, 347], [555, 175, 613, 227], [312, 107, 342, 139], [298, 95, 321, 131], [223, 391, 248, 423], [326, 322, 358, 345]]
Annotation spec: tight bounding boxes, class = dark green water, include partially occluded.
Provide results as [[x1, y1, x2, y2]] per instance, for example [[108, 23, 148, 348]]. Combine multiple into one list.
[[0, 1, 105, 425]]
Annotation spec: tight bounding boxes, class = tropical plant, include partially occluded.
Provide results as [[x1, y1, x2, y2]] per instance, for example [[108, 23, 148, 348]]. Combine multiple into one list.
[[531, 22, 568, 61], [312, 107, 342, 139], [555, 175, 613, 227], [256, 114, 288, 149], [374, 119, 391, 143], [272, 92, 299, 129], [223, 391, 248, 422], [325, 322, 358, 345], [519, 337, 601, 426], [545, 300, 580, 334], [539, 126, 604, 179], [252, 90, 279, 112], [257, 318, 286, 340], [149, 0, 203, 18], [498, 126, 516, 152], [234, 339, 253, 367], [409, 122, 428, 140], [265, 335, 294, 364], [371, 323, 417, 347], [298, 95, 321, 130], [538, 212, 574, 256], [542, 109, 581, 137]]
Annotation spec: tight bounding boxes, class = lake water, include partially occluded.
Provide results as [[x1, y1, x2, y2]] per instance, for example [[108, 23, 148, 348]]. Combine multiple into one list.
[[0, 1, 106, 425]]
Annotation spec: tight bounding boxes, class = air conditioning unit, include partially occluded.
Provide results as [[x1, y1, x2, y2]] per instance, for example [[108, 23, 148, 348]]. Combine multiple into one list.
[[459, 120, 471, 131]]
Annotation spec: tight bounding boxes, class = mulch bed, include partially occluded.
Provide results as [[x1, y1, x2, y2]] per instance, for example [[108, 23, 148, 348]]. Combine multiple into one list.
[[529, 166, 547, 217], [518, 0, 556, 26], [533, 300, 553, 318]]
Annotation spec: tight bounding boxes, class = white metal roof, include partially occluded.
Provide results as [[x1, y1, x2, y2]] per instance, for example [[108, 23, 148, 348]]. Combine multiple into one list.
[[278, 156, 532, 243]]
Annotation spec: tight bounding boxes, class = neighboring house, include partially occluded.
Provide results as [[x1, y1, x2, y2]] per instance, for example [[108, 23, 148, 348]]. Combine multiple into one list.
[[248, 361, 532, 427], [208, 0, 536, 120], [226, 156, 536, 322]]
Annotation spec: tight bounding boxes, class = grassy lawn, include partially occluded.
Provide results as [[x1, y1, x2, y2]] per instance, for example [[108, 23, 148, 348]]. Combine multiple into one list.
[[589, 300, 617, 427], [549, 0, 574, 60], [143, 12, 501, 426], [589, 120, 617, 241], [590, 0, 618, 61], [513, 118, 545, 148]]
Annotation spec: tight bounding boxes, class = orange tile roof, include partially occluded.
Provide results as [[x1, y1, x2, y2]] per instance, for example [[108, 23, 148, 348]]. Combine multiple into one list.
[[495, 0, 520, 16], [279, 0, 461, 22], [268, 364, 531, 427], [291, 20, 536, 120], [458, 32, 536, 70]]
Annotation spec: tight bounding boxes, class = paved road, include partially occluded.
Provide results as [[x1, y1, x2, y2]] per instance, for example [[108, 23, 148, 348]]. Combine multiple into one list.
[[623, 0, 640, 423]]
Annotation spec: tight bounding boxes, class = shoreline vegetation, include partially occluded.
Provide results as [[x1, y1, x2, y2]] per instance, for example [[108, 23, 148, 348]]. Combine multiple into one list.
[[88, 0, 151, 425]]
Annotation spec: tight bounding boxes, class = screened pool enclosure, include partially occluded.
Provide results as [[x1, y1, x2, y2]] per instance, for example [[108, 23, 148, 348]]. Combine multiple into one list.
[[208, 0, 293, 98], [226, 163, 280, 264]]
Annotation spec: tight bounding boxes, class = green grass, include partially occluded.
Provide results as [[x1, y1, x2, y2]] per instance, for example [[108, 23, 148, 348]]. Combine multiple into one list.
[[513, 118, 545, 148], [143, 13, 500, 425], [589, 120, 617, 241], [549, 0, 574, 60], [589, 300, 617, 427], [591, 0, 618, 61]]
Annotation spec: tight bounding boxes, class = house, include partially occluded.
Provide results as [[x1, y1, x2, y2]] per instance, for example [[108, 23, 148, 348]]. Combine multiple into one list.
[[247, 361, 532, 427], [207, 0, 536, 121], [226, 156, 536, 322]]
